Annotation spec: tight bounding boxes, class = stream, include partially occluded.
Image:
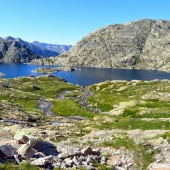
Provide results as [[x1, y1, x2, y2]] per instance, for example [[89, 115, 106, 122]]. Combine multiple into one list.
[[38, 98, 55, 116]]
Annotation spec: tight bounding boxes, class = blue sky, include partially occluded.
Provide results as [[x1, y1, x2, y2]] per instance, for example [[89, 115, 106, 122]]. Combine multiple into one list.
[[0, 0, 170, 45]]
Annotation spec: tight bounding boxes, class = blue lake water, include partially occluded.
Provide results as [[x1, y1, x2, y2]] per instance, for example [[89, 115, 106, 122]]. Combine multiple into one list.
[[1, 63, 170, 86]]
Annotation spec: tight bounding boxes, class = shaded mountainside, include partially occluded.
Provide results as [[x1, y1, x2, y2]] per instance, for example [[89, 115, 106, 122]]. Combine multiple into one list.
[[4, 36, 72, 57], [4, 36, 59, 57], [34, 19, 170, 72], [0, 38, 40, 63]]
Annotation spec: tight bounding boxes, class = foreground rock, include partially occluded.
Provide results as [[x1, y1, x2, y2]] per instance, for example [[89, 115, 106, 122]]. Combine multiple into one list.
[[0, 144, 16, 158], [14, 129, 39, 147], [1, 125, 170, 169], [0, 130, 109, 169], [147, 163, 170, 170], [18, 144, 35, 160]]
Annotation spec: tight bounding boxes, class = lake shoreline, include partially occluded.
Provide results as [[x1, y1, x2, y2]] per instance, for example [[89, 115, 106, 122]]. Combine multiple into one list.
[[1, 64, 170, 86]]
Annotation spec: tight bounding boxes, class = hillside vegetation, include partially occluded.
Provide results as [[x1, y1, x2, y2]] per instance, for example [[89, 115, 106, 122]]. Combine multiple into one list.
[[1, 76, 170, 169]]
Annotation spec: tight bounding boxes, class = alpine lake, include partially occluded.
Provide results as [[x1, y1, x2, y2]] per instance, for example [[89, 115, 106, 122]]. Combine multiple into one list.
[[1, 63, 170, 86]]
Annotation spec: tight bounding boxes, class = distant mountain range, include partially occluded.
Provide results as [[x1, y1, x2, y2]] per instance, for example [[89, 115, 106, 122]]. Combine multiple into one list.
[[0, 36, 72, 63], [32, 41, 72, 55], [4, 36, 72, 57]]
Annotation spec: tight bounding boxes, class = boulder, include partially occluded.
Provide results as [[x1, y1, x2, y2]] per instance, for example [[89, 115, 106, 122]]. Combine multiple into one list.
[[0, 144, 16, 158], [18, 144, 35, 160], [147, 163, 170, 170], [107, 155, 120, 166], [81, 146, 93, 156], [14, 129, 39, 147], [57, 143, 79, 155], [31, 158, 48, 166]]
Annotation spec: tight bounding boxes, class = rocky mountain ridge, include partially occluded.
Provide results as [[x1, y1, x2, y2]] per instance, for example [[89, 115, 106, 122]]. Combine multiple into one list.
[[0, 38, 40, 63], [32, 41, 72, 55], [33, 19, 170, 72], [4, 36, 72, 57]]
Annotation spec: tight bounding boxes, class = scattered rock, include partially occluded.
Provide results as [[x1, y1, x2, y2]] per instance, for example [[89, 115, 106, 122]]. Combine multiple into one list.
[[14, 129, 39, 147], [147, 163, 170, 170], [81, 146, 93, 156], [18, 144, 35, 160], [31, 158, 48, 166], [0, 145, 16, 158], [107, 155, 120, 166]]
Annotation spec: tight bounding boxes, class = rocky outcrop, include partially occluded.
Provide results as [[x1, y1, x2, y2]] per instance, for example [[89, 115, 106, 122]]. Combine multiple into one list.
[[0, 131, 109, 170], [0, 38, 40, 63], [14, 129, 39, 147], [39, 19, 170, 72], [32, 67, 76, 74]]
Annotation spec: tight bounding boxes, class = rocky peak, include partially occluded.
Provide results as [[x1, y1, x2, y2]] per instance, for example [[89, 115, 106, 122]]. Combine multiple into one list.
[[48, 19, 170, 72], [2, 37, 72, 57], [12, 40, 24, 48], [0, 39, 40, 63], [4, 36, 15, 41]]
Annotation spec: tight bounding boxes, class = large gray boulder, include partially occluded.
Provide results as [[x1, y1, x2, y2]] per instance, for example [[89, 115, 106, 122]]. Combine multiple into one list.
[[0, 144, 16, 158], [18, 144, 35, 160], [14, 129, 39, 147]]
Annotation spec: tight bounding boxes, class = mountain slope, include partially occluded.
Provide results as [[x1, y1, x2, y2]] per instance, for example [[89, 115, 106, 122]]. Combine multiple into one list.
[[4, 36, 72, 57], [4, 36, 60, 57], [46, 19, 170, 72], [32, 41, 72, 54], [0, 38, 40, 63]]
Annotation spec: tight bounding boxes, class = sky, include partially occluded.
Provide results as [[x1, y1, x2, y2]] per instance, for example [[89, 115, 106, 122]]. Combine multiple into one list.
[[0, 0, 170, 45]]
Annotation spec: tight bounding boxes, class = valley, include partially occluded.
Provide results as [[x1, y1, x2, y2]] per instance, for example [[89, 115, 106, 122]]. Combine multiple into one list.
[[0, 75, 170, 169]]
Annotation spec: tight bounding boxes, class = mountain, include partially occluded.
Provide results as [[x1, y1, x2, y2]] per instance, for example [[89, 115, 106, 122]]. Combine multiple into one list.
[[32, 41, 72, 54], [4, 36, 59, 57], [0, 38, 40, 63], [37, 19, 170, 72], [4, 36, 72, 57]]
